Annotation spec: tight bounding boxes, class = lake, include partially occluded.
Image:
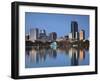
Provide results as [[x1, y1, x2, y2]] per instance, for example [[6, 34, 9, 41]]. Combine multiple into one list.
[[25, 47, 89, 68]]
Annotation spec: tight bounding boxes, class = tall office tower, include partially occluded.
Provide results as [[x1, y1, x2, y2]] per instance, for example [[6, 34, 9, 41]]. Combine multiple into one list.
[[71, 21, 79, 40], [30, 28, 39, 42], [79, 30, 85, 40], [39, 29, 47, 39], [49, 32, 57, 41]]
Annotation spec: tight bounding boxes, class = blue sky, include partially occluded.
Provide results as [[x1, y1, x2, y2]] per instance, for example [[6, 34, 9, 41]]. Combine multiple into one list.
[[25, 12, 89, 39]]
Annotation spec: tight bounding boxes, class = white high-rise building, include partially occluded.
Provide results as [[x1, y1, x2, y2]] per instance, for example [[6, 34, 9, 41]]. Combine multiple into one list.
[[69, 32, 72, 39], [30, 28, 39, 42], [75, 32, 79, 40]]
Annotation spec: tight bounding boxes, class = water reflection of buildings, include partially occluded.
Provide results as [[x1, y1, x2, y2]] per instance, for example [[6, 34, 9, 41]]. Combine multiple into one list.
[[68, 48, 85, 66], [79, 49, 85, 61], [26, 48, 57, 64], [26, 48, 37, 63], [26, 47, 86, 66], [36, 48, 46, 63]]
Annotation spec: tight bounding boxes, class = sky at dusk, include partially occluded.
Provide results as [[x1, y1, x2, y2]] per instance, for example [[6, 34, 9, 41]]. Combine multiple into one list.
[[25, 12, 89, 39]]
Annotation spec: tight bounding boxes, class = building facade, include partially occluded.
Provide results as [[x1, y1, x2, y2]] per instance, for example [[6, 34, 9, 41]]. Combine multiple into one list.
[[71, 21, 79, 40], [30, 28, 39, 42], [49, 32, 57, 41], [39, 29, 46, 39], [79, 30, 85, 40], [69, 32, 72, 39]]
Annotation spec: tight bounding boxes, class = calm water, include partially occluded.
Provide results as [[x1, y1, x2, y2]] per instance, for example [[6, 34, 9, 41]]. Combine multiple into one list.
[[25, 47, 89, 68]]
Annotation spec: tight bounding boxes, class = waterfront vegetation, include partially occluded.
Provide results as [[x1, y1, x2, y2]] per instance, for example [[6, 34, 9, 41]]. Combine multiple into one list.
[[26, 39, 89, 50]]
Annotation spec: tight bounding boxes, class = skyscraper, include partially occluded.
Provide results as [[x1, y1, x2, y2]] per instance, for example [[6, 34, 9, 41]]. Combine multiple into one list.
[[79, 30, 85, 40], [71, 21, 79, 40], [39, 29, 46, 39], [49, 32, 57, 41], [30, 28, 39, 42]]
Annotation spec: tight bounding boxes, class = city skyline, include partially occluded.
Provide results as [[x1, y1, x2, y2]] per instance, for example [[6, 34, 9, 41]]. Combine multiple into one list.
[[25, 12, 89, 39], [25, 12, 90, 68]]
